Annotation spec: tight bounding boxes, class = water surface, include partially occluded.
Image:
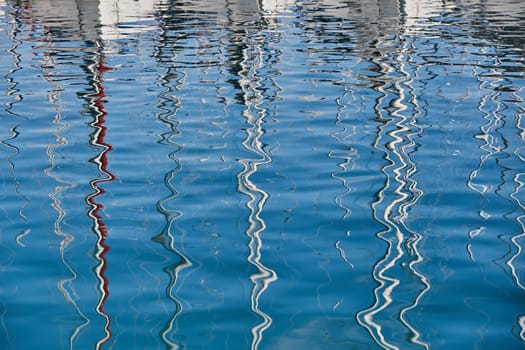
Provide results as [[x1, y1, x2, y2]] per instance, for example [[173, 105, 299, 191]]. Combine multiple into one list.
[[0, 0, 524, 349]]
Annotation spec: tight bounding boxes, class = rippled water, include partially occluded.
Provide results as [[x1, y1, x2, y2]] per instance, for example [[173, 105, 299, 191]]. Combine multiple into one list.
[[0, 0, 524, 349]]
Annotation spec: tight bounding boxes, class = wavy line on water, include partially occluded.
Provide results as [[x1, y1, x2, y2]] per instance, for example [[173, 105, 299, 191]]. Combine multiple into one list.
[[469, 62, 525, 292], [327, 56, 366, 276], [518, 314, 525, 341], [356, 57, 402, 350], [507, 84, 525, 291], [395, 39, 430, 350], [151, 54, 191, 350], [237, 39, 277, 350], [2, 4, 29, 237], [356, 39, 429, 349], [466, 64, 506, 261], [329, 82, 360, 222], [41, 70, 90, 348], [153, 172, 191, 350], [0, 6, 26, 348], [84, 49, 114, 350]]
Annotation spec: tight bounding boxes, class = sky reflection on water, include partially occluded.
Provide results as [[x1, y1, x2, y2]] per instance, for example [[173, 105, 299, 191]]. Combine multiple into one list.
[[0, 0, 524, 349]]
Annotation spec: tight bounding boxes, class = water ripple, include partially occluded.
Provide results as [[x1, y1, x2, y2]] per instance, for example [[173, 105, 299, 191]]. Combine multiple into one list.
[[0, 1, 524, 349]]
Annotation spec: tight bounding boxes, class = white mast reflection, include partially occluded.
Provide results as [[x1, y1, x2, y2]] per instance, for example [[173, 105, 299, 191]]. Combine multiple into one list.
[[356, 31, 429, 350], [236, 33, 277, 350], [85, 45, 114, 350], [355, 57, 406, 350], [396, 39, 430, 350]]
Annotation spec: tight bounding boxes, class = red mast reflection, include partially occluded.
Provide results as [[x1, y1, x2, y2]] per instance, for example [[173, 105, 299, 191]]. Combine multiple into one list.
[[85, 52, 114, 350]]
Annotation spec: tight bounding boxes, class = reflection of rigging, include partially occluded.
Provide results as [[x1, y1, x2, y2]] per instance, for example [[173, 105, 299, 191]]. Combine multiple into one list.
[[1, 5, 27, 347], [40, 44, 90, 348], [153, 45, 190, 350], [85, 48, 114, 350], [508, 81, 525, 294], [3, 3, 30, 246], [330, 54, 364, 272], [466, 65, 505, 262], [468, 64, 525, 293]]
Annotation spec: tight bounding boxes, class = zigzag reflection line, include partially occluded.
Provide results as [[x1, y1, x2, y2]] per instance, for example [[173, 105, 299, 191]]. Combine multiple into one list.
[[508, 164, 525, 291], [237, 42, 277, 350], [85, 50, 114, 350], [0, 8, 26, 347], [157, 203, 191, 350], [466, 65, 506, 261], [356, 59, 401, 350], [506, 85, 525, 292], [48, 143, 90, 349], [395, 41, 430, 350], [357, 40, 431, 349], [2, 4, 30, 235], [471, 65, 525, 289], [154, 63, 190, 350], [156, 168, 192, 350], [42, 74, 90, 349], [329, 81, 361, 221]]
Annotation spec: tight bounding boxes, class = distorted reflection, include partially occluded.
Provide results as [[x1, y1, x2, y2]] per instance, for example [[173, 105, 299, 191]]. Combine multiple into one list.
[[235, 29, 278, 350], [0, 0, 523, 349], [354, 36, 429, 349], [85, 51, 114, 350], [42, 56, 90, 348]]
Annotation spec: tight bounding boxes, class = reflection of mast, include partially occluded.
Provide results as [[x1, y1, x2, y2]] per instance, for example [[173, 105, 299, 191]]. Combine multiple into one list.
[[356, 36, 429, 350], [237, 38, 277, 350], [85, 49, 114, 350], [355, 57, 405, 350], [395, 40, 429, 350]]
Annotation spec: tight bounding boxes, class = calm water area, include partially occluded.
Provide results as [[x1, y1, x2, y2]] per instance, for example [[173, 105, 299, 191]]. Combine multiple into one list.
[[0, 0, 524, 349]]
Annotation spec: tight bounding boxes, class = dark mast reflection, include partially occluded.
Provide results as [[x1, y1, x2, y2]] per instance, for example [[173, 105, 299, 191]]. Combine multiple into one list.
[[3, 1, 30, 246]]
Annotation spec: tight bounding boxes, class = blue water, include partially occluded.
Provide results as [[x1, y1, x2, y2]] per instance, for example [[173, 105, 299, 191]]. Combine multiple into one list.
[[0, 0, 524, 349]]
